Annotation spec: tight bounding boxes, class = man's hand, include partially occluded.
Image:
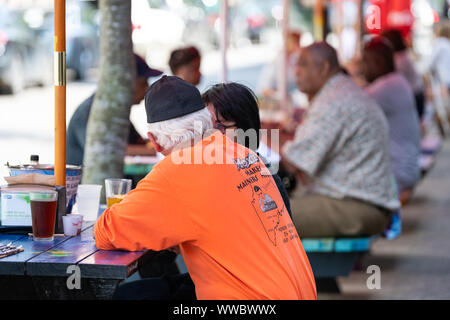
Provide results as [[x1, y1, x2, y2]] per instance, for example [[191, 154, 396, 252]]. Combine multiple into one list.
[[280, 157, 310, 186]]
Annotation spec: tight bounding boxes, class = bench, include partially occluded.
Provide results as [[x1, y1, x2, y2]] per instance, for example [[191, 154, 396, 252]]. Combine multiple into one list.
[[301, 237, 373, 293]]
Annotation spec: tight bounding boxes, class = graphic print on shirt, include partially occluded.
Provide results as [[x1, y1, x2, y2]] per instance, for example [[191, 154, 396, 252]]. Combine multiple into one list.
[[253, 185, 277, 212], [233, 153, 259, 171], [250, 182, 285, 246], [234, 153, 287, 246]]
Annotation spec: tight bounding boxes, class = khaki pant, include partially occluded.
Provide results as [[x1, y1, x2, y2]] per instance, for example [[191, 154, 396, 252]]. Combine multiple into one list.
[[290, 194, 391, 238]]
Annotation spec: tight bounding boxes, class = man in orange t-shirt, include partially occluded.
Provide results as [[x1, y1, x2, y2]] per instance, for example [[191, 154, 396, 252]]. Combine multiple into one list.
[[94, 76, 316, 300]]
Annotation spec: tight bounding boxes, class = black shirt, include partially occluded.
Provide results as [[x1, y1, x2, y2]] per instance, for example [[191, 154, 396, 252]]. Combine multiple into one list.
[[66, 93, 145, 166]]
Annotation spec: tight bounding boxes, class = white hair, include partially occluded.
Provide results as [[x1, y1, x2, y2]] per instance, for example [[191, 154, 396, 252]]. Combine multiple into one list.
[[147, 108, 213, 151]]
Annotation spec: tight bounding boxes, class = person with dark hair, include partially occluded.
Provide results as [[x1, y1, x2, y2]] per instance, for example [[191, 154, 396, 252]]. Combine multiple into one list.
[[381, 29, 406, 52], [382, 29, 425, 119], [168, 46, 202, 86], [202, 83, 261, 149], [282, 42, 400, 238], [67, 54, 163, 166], [362, 37, 421, 199], [202, 82, 292, 217]]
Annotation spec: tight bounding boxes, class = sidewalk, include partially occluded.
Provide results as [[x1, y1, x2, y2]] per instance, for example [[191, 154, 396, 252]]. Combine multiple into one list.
[[319, 138, 450, 299]]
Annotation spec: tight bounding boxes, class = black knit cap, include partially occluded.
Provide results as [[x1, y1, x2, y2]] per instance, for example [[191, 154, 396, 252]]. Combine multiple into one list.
[[145, 75, 205, 123]]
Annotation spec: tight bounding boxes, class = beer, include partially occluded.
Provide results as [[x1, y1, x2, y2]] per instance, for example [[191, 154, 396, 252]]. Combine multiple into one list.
[[107, 195, 126, 208], [105, 179, 131, 208], [30, 191, 58, 241]]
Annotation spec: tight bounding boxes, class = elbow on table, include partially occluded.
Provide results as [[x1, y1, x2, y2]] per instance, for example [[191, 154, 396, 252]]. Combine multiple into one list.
[[93, 223, 116, 250], [94, 234, 116, 251]]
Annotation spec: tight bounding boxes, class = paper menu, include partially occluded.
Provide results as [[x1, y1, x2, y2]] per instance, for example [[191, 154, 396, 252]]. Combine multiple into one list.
[[0, 192, 32, 226]]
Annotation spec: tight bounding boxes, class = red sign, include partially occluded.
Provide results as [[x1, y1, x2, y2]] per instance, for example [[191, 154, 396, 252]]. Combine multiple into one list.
[[365, 0, 414, 36]]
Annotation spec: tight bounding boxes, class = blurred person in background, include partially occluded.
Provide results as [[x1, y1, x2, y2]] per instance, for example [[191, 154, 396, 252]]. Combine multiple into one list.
[[427, 20, 450, 91], [168, 46, 202, 86], [258, 30, 308, 107], [67, 54, 162, 166], [362, 37, 421, 202], [282, 42, 399, 238], [382, 29, 426, 120]]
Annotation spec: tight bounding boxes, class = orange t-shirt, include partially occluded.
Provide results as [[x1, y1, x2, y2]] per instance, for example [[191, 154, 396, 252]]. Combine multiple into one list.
[[94, 132, 316, 300]]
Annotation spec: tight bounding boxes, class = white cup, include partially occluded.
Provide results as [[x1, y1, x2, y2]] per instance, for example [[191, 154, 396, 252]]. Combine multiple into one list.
[[65, 214, 83, 235], [75, 184, 102, 221], [63, 215, 79, 236]]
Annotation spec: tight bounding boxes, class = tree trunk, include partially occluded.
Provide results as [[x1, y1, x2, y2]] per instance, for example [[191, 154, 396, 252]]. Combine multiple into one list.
[[82, 0, 135, 202]]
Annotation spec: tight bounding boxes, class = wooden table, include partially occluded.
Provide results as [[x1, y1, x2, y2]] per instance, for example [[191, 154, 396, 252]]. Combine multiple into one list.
[[0, 221, 155, 300]]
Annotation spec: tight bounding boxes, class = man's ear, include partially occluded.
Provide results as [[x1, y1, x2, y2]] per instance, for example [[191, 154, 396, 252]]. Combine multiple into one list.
[[321, 60, 331, 77], [147, 132, 163, 153]]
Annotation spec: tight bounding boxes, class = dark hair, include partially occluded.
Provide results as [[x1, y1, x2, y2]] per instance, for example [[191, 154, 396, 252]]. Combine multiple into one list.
[[202, 82, 261, 150], [306, 41, 340, 71], [168, 46, 201, 74], [381, 29, 406, 52], [364, 36, 395, 72]]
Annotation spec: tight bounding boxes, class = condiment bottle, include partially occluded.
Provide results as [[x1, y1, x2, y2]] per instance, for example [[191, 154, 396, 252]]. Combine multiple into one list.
[[30, 155, 39, 166]]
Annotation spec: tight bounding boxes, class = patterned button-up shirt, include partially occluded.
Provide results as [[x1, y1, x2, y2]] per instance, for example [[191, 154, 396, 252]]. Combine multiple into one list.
[[283, 73, 400, 211]]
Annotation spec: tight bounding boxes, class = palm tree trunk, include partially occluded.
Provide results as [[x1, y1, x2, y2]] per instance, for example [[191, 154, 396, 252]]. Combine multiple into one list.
[[82, 0, 135, 202]]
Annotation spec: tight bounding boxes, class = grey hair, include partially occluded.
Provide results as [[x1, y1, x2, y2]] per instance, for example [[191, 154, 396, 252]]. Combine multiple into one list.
[[147, 107, 213, 151]]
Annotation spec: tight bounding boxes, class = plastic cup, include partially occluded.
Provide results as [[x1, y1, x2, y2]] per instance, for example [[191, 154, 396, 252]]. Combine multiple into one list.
[[63, 215, 78, 236], [65, 214, 83, 235], [105, 179, 131, 208], [76, 184, 102, 221], [30, 190, 58, 241]]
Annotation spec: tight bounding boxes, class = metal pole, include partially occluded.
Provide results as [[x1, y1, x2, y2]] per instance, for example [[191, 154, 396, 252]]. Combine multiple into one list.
[[355, 0, 363, 58], [220, 0, 228, 82], [336, 0, 344, 62], [54, 0, 66, 187], [279, 0, 290, 112], [314, 0, 324, 41]]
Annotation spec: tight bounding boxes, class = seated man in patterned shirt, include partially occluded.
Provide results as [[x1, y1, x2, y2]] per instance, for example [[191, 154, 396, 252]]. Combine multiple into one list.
[[282, 42, 400, 238]]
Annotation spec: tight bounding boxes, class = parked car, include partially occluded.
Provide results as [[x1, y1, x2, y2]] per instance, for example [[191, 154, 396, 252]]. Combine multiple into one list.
[[65, 1, 100, 80], [66, 25, 100, 80], [0, 7, 53, 94]]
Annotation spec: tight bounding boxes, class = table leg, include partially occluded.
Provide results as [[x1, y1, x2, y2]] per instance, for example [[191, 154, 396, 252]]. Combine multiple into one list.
[[31, 276, 122, 300], [315, 278, 341, 293], [0, 275, 36, 299]]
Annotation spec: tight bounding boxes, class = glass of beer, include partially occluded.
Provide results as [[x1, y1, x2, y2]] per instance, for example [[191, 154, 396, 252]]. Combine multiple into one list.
[[105, 179, 132, 208], [29, 190, 58, 241]]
